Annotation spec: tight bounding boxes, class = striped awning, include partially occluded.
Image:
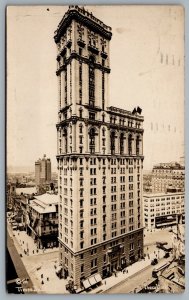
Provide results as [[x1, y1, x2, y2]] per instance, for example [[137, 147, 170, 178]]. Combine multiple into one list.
[[82, 279, 91, 289], [88, 276, 96, 286], [94, 274, 102, 283]]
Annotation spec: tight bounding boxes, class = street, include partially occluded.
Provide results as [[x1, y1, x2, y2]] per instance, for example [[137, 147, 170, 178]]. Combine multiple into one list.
[[7, 220, 175, 294], [7, 231, 36, 293]]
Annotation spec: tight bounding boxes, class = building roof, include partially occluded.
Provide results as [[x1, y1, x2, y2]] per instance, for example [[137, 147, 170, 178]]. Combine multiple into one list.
[[33, 193, 58, 205], [29, 193, 58, 214], [54, 5, 112, 43], [16, 187, 36, 195], [29, 203, 56, 214], [153, 162, 184, 170], [143, 192, 184, 198]]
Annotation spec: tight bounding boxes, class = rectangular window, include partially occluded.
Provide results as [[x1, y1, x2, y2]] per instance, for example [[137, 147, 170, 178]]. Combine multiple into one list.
[[81, 264, 84, 273]]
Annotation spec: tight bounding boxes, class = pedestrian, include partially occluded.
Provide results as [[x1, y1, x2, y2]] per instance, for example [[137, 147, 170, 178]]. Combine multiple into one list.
[[47, 277, 49, 281], [41, 280, 44, 285], [41, 274, 43, 279], [33, 250, 34, 254]]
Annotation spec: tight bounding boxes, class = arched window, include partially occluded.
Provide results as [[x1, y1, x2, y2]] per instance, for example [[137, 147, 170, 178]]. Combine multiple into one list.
[[89, 56, 95, 107], [120, 133, 124, 155], [89, 127, 96, 154], [110, 131, 116, 155], [79, 123, 83, 134], [102, 127, 106, 137], [63, 128, 68, 153], [128, 134, 132, 155], [136, 136, 140, 155]]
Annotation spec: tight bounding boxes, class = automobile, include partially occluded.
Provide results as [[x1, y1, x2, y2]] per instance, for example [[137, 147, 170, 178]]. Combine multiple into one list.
[[151, 258, 158, 265], [164, 252, 170, 258], [156, 241, 168, 249]]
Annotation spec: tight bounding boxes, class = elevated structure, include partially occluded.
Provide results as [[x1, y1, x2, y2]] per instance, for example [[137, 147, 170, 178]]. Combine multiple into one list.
[[55, 5, 144, 288]]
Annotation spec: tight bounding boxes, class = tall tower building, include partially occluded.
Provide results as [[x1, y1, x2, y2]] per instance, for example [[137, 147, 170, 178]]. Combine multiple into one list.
[[35, 154, 52, 186], [54, 6, 144, 288]]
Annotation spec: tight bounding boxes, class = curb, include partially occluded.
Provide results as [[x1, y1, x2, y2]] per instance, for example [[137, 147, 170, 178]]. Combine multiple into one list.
[[101, 264, 151, 294]]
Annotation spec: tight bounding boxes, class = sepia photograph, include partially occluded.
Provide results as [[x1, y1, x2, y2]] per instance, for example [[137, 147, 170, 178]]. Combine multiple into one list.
[[6, 4, 185, 294]]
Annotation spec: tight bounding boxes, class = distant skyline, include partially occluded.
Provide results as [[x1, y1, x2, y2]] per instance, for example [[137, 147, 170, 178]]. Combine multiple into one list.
[[7, 5, 184, 171]]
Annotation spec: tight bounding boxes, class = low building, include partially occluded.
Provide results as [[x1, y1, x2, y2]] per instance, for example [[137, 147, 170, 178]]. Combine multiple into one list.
[[143, 192, 185, 230], [26, 193, 59, 249], [16, 187, 37, 196], [158, 262, 185, 293], [151, 162, 185, 193]]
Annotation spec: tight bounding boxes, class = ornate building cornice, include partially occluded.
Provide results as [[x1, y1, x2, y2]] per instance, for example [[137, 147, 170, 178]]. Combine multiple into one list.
[[56, 116, 144, 134], [54, 6, 112, 43], [56, 52, 111, 75]]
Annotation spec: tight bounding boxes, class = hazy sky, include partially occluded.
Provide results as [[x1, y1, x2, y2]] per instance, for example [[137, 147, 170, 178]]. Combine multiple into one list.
[[7, 5, 184, 171]]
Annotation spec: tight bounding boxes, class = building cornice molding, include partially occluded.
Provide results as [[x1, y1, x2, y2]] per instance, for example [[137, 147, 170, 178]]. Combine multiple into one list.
[[56, 116, 144, 135], [56, 52, 111, 75], [54, 7, 112, 44]]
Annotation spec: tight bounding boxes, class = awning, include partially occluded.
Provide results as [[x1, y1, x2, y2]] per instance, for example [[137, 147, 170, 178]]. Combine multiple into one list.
[[88, 276, 96, 286], [156, 221, 176, 227], [82, 279, 91, 289], [94, 274, 102, 283]]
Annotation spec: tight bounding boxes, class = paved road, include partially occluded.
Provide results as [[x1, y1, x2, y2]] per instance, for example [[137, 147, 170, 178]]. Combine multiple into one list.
[[7, 231, 37, 294], [105, 258, 169, 294]]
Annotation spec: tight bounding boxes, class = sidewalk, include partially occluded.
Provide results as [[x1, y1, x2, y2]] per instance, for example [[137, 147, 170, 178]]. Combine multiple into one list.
[[88, 250, 165, 294], [9, 222, 58, 257], [7, 221, 68, 294], [7, 221, 168, 294]]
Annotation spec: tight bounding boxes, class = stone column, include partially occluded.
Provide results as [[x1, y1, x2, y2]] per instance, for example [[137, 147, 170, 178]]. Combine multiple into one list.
[[73, 121, 77, 153], [104, 72, 110, 109], [107, 128, 111, 155], [71, 59, 76, 115], [132, 134, 136, 155], [98, 127, 101, 153], [83, 64, 88, 105], [85, 122, 89, 153], [67, 64, 70, 106], [61, 71, 65, 108], [140, 135, 143, 156], [115, 132, 119, 155], [125, 133, 128, 155], [58, 75, 61, 111]]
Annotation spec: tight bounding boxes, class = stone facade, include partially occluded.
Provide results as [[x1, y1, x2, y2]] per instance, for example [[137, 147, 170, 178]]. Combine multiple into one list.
[[151, 162, 185, 193], [143, 192, 185, 229], [54, 5, 144, 288]]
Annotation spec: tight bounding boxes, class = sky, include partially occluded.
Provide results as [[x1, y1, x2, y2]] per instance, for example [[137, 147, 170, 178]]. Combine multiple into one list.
[[7, 5, 184, 172]]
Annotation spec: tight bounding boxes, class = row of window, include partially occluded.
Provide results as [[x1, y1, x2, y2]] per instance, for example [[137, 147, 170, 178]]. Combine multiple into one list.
[[60, 128, 141, 155], [59, 157, 140, 166]]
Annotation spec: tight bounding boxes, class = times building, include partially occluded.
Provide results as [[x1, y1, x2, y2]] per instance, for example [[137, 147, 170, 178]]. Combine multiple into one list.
[[54, 6, 144, 288]]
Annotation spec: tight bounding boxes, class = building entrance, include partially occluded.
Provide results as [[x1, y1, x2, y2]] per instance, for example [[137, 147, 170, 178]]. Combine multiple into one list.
[[111, 261, 118, 272]]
